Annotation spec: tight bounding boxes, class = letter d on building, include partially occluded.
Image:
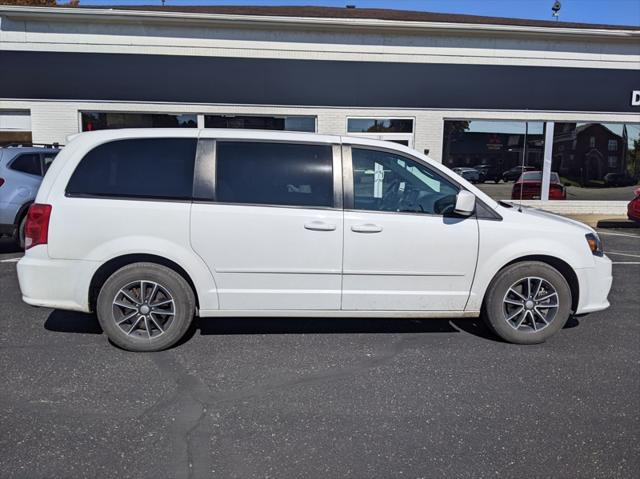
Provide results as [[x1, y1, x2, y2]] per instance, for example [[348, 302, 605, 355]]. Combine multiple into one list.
[[633, 90, 640, 106]]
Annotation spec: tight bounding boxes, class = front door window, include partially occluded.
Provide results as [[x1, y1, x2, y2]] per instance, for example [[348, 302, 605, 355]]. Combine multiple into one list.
[[352, 148, 459, 215]]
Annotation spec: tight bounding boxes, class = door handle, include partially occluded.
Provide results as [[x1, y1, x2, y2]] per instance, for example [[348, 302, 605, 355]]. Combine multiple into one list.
[[304, 221, 337, 231], [351, 223, 383, 233]]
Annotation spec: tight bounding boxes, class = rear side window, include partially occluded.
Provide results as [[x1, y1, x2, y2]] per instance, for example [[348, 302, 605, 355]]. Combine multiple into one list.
[[216, 142, 333, 207], [66, 138, 197, 200], [42, 153, 57, 174], [10, 153, 42, 176]]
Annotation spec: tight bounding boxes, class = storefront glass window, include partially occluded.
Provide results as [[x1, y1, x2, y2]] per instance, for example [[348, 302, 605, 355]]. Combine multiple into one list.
[[442, 120, 546, 200], [81, 112, 197, 131], [551, 122, 640, 200], [443, 120, 640, 202], [204, 115, 315, 132], [348, 118, 413, 133]]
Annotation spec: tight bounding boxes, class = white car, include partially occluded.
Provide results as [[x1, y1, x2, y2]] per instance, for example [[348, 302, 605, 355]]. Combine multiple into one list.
[[17, 129, 612, 351]]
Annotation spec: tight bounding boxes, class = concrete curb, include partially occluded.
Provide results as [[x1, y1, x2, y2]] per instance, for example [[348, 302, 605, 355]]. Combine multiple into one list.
[[596, 219, 640, 229], [561, 214, 636, 229]]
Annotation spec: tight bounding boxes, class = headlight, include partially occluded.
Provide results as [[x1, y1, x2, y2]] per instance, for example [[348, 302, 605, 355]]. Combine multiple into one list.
[[585, 233, 603, 257]]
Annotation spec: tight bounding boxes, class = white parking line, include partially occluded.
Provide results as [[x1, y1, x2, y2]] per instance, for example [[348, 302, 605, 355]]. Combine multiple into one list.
[[0, 258, 21, 263], [612, 262, 640, 265], [607, 251, 640, 258], [598, 231, 640, 239]]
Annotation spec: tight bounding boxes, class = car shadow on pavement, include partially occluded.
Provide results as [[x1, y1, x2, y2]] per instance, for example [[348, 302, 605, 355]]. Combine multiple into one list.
[[197, 316, 459, 335], [43, 310, 580, 343], [45, 310, 103, 334], [0, 237, 22, 254], [563, 316, 581, 329], [197, 314, 580, 342]]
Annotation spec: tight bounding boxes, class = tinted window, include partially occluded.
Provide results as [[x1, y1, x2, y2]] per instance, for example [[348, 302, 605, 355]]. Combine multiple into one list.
[[521, 172, 543, 181], [205, 115, 315, 132], [216, 142, 333, 207], [42, 153, 57, 174], [347, 119, 413, 133], [66, 138, 197, 200], [10, 153, 41, 176], [352, 148, 459, 215], [81, 112, 197, 131]]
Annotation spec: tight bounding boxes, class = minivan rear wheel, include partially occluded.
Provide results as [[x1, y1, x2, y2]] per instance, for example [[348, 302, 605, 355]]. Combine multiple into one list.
[[96, 262, 195, 352], [482, 261, 572, 344]]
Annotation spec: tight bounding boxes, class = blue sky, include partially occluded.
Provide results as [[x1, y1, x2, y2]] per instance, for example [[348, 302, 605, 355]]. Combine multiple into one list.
[[74, 0, 640, 26]]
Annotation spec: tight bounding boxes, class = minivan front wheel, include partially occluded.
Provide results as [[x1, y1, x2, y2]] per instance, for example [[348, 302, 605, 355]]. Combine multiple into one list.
[[96, 262, 195, 352], [482, 261, 572, 344]]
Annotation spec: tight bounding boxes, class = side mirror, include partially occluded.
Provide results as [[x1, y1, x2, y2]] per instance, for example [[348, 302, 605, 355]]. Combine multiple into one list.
[[454, 190, 476, 216]]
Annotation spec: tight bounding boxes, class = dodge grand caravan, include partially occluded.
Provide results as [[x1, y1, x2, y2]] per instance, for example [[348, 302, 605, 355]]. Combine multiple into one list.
[[17, 129, 612, 351]]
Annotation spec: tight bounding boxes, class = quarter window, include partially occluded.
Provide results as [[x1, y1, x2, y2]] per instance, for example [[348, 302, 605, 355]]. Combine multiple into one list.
[[216, 142, 333, 207], [351, 148, 459, 215], [66, 138, 197, 200], [10, 153, 42, 176], [42, 153, 57, 174]]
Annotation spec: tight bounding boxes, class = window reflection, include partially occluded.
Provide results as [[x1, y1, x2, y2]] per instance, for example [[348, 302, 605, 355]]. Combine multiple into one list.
[[442, 120, 545, 200], [204, 115, 315, 132], [552, 123, 640, 200], [348, 118, 414, 133], [352, 148, 458, 215], [442, 120, 640, 201], [81, 112, 197, 131]]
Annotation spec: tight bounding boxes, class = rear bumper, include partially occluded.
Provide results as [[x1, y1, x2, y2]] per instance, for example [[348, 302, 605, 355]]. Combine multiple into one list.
[[575, 255, 613, 315], [17, 249, 98, 312]]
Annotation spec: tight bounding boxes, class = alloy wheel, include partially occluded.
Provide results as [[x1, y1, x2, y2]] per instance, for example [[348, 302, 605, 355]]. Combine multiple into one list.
[[112, 280, 175, 339], [502, 276, 559, 332]]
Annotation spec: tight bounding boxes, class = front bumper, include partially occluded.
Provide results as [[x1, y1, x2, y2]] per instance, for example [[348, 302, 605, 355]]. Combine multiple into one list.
[[17, 248, 98, 312], [574, 254, 613, 315]]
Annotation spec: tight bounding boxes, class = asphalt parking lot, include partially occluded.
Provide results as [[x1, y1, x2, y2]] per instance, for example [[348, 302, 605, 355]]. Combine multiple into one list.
[[0, 230, 638, 479]]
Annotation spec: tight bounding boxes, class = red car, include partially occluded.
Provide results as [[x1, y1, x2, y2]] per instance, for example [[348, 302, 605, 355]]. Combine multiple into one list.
[[628, 188, 640, 223], [511, 171, 566, 200]]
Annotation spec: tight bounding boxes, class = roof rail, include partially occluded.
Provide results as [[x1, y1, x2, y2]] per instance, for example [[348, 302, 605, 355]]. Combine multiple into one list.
[[0, 142, 63, 149]]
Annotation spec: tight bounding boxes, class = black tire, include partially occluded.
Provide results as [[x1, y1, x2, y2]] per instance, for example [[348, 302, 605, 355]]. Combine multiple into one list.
[[13, 215, 27, 250], [482, 261, 572, 344], [96, 262, 196, 352]]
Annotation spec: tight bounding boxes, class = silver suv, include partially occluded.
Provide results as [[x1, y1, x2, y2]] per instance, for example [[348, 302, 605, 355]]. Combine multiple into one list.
[[0, 145, 60, 248]]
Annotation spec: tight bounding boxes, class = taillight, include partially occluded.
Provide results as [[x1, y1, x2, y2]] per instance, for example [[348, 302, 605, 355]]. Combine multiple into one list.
[[549, 184, 564, 199], [24, 204, 52, 250]]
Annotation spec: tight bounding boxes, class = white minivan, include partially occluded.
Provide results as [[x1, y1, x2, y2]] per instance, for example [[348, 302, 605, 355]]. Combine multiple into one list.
[[17, 129, 612, 351]]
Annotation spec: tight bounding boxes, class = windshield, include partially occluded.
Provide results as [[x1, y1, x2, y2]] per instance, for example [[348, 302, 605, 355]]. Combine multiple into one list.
[[521, 172, 561, 183], [521, 171, 542, 181]]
